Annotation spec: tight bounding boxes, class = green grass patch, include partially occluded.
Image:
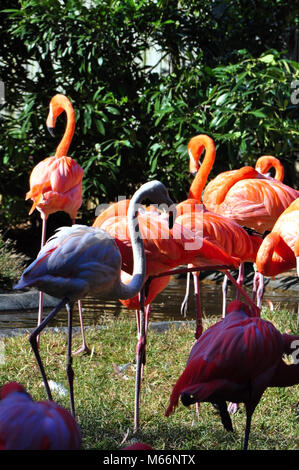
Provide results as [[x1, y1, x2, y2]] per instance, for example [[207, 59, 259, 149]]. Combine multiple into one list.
[[0, 306, 298, 450]]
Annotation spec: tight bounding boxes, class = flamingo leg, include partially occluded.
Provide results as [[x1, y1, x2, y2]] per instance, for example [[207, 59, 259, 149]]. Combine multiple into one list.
[[69, 217, 90, 356], [243, 405, 254, 451], [72, 300, 91, 355], [66, 302, 76, 417], [36, 214, 48, 347], [256, 273, 264, 309], [193, 271, 203, 339], [134, 288, 146, 434], [235, 263, 245, 300], [222, 274, 228, 318], [30, 298, 67, 401], [252, 268, 259, 303], [181, 270, 191, 317]]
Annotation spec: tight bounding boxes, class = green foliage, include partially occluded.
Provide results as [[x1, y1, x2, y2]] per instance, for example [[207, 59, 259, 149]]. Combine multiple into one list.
[[0, 0, 298, 232]]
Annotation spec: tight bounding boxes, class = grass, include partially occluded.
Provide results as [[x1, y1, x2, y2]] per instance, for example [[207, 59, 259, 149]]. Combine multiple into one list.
[[0, 305, 298, 450]]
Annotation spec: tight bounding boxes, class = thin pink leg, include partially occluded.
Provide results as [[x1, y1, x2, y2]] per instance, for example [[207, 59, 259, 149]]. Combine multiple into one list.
[[70, 218, 90, 355], [236, 263, 244, 300], [222, 274, 228, 318], [252, 269, 259, 303], [181, 269, 191, 316], [72, 300, 91, 355], [37, 214, 48, 347], [256, 273, 264, 308]]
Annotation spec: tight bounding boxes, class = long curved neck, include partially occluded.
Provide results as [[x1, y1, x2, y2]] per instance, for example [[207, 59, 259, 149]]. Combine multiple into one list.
[[255, 156, 284, 182], [118, 187, 146, 300], [188, 135, 216, 200], [55, 100, 75, 157], [117, 181, 173, 300]]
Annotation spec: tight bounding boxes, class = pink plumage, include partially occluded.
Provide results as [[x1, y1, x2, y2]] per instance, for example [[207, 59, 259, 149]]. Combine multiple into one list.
[[165, 301, 299, 450], [0, 382, 81, 450]]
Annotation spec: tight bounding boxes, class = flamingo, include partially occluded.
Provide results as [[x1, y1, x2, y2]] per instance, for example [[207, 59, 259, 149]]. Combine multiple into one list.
[[165, 300, 299, 450], [25, 94, 89, 354], [256, 198, 299, 324], [185, 134, 299, 233], [0, 382, 81, 450], [14, 180, 174, 427], [187, 134, 299, 309]]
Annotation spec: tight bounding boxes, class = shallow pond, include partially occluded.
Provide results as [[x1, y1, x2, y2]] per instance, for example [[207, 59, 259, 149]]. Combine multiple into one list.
[[0, 272, 298, 330]]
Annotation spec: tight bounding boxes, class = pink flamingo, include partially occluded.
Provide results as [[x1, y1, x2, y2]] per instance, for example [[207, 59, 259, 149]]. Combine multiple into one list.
[[0, 382, 81, 450], [165, 300, 299, 450], [26, 94, 89, 354], [186, 134, 298, 310]]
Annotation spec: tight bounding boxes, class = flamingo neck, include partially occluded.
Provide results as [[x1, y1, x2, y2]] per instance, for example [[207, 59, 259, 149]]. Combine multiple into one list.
[[187, 135, 216, 201], [255, 156, 284, 182], [118, 181, 173, 300], [55, 101, 75, 158]]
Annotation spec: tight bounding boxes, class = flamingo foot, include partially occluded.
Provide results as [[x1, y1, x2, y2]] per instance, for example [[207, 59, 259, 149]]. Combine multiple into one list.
[[72, 343, 91, 356], [180, 296, 189, 317], [227, 402, 239, 414]]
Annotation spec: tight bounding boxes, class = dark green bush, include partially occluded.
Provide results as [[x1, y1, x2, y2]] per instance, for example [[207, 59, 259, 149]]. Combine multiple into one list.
[[0, 0, 298, 236]]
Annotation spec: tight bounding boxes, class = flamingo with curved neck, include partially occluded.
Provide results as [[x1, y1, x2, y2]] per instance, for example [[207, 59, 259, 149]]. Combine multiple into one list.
[[186, 134, 299, 232], [186, 134, 299, 308], [15, 180, 174, 428], [26, 95, 87, 354]]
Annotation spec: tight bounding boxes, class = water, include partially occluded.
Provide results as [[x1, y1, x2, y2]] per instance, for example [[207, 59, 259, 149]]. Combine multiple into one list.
[[0, 273, 298, 330]]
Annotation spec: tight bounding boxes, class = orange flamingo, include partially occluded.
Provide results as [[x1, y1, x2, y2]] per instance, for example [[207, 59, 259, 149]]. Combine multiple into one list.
[[26, 94, 89, 354], [185, 134, 299, 234], [165, 300, 299, 450], [256, 197, 299, 278], [186, 134, 298, 308]]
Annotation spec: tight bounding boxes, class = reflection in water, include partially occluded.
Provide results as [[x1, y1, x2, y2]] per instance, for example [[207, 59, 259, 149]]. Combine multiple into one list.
[[0, 274, 298, 330]]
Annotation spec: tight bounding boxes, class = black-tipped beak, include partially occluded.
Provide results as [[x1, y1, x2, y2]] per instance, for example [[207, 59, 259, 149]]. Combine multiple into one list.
[[168, 204, 177, 229], [190, 171, 198, 177], [47, 126, 56, 138], [168, 211, 174, 229]]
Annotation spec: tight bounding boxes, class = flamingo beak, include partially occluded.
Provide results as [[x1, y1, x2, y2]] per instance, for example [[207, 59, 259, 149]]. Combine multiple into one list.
[[168, 203, 177, 229], [190, 171, 198, 177], [47, 126, 56, 138]]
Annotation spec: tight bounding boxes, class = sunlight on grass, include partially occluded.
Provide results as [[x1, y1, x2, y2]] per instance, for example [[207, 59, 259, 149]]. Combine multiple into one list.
[[0, 306, 298, 450]]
